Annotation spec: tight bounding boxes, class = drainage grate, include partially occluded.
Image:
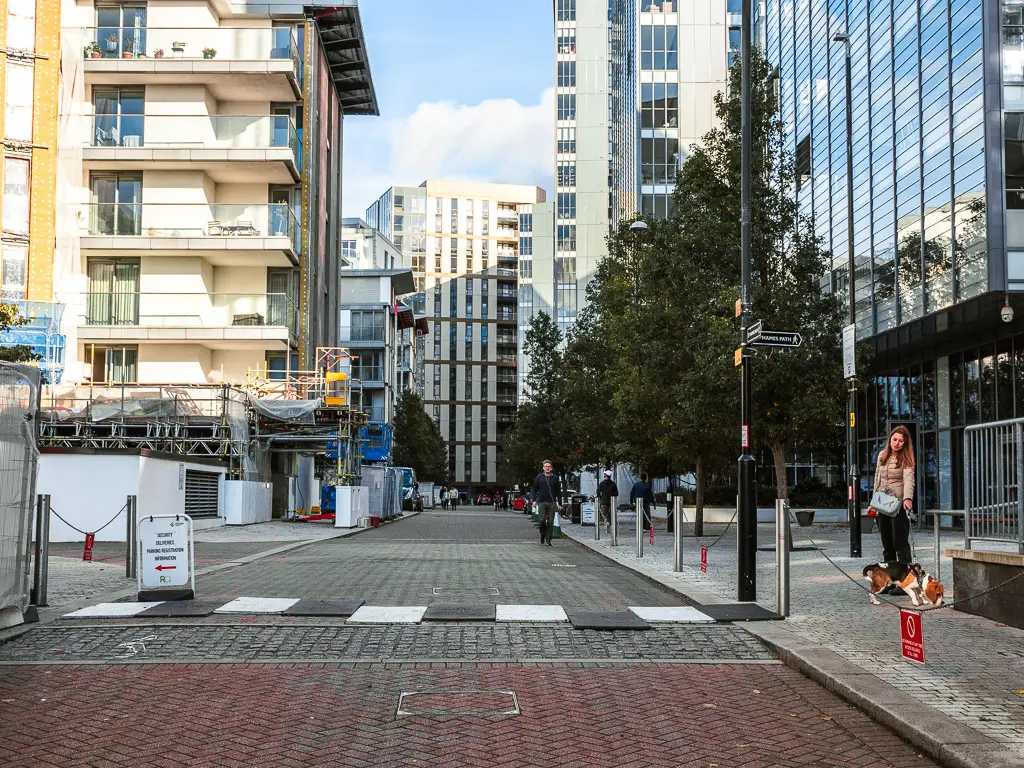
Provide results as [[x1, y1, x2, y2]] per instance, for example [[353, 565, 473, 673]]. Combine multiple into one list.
[[396, 690, 520, 717]]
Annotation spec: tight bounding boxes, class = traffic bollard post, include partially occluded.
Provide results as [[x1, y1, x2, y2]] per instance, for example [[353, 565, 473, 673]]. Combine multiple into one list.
[[776, 498, 790, 617], [610, 495, 618, 546], [933, 512, 940, 583], [673, 497, 683, 572], [635, 499, 644, 559], [32, 494, 50, 607]]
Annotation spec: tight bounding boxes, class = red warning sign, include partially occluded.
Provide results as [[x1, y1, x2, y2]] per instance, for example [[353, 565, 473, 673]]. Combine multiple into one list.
[[700, 546, 708, 573], [83, 533, 95, 562], [900, 609, 924, 664]]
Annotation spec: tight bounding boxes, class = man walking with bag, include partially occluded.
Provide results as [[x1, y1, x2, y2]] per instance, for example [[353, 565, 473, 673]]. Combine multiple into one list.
[[531, 460, 562, 546], [597, 470, 618, 534]]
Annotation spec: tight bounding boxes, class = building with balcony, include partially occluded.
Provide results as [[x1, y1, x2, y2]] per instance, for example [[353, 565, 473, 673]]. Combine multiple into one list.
[[55, 0, 377, 386], [0, 0, 67, 379], [762, 0, 1024, 514], [366, 180, 545, 492], [339, 217, 426, 462]]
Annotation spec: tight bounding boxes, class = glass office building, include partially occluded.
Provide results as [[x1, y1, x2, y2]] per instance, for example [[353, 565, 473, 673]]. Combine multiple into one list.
[[765, 0, 1024, 511]]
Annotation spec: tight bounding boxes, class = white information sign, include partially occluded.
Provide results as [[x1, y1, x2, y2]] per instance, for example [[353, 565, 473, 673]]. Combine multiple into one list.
[[138, 515, 193, 589], [581, 502, 596, 525], [843, 323, 856, 379]]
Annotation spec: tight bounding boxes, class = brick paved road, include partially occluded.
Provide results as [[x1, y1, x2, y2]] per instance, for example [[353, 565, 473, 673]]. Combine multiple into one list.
[[0, 507, 943, 766]]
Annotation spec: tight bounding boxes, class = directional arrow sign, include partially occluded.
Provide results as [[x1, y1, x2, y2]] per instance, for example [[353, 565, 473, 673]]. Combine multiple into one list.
[[139, 516, 191, 588], [747, 320, 763, 343], [752, 330, 802, 348], [155, 564, 177, 571]]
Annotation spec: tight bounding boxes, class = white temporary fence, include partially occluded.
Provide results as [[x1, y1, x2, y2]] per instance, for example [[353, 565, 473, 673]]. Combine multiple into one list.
[[0, 363, 40, 626]]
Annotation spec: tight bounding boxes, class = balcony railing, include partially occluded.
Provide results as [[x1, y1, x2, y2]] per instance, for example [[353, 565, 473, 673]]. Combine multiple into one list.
[[496, 289, 518, 300], [497, 354, 517, 364], [88, 114, 298, 159], [497, 311, 517, 322], [82, 26, 299, 70], [79, 203, 299, 249], [81, 292, 297, 336], [496, 373, 517, 384], [495, 226, 517, 238]]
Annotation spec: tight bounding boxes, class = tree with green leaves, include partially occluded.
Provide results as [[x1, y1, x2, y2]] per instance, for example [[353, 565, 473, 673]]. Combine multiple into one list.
[[0, 303, 40, 364], [391, 390, 448, 483], [666, 47, 845, 501]]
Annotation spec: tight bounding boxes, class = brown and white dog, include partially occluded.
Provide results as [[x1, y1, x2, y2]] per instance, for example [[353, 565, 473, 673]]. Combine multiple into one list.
[[862, 562, 945, 607]]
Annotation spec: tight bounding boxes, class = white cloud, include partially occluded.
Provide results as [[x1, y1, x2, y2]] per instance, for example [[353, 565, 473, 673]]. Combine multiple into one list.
[[343, 89, 554, 218]]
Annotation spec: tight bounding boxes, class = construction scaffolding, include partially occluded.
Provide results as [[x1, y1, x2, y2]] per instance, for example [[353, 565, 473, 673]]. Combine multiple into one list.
[[37, 348, 368, 489]]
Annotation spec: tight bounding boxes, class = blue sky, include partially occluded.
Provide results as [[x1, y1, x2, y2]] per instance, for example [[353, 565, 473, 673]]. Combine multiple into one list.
[[342, 0, 555, 217]]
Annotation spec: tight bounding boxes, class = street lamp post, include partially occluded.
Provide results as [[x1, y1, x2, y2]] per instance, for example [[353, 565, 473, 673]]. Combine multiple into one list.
[[736, 0, 756, 602], [833, 31, 861, 558]]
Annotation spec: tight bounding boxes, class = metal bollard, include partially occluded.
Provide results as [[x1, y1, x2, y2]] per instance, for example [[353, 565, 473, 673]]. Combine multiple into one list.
[[32, 494, 51, 607], [776, 498, 790, 617], [933, 512, 940, 583], [595, 498, 601, 541], [635, 498, 644, 558], [610, 495, 618, 546], [125, 495, 138, 579], [673, 497, 684, 572]]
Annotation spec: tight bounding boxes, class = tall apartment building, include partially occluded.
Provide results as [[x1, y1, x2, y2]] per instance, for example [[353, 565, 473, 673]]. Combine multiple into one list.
[[524, 0, 734, 373], [0, 0, 65, 380], [339, 217, 423, 462], [763, 0, 1024, 512], [55, 1, 376, 385], [366, 180, 545, 491]]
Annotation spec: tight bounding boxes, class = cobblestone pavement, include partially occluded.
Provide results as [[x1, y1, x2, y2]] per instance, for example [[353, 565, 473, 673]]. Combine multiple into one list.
[[564, 513, 1024, 745], [0, 663, 940, 767], [193, 508, 685, 608], [41, 524, 346, 609], [0, 507, 947, 766]]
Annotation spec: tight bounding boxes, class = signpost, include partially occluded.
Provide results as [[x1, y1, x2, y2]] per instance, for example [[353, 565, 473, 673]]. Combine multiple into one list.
[[750, 330, 803, 348], [900, 609, 925, 664], [842, 324, 856, 379], [137, 514, 195, 600]]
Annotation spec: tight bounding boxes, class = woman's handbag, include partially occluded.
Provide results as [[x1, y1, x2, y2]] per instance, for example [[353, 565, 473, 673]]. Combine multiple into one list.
[[869, 490, 902, 517]]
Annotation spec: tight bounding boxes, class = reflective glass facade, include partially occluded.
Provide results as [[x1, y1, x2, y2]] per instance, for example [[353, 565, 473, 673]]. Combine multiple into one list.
[[765, 0, 1024, 511]]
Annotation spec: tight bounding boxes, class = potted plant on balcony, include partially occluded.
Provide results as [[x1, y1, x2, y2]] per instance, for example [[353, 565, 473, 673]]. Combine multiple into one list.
[[153, 48, 164, 58], [104, 33, 118, 52], [202, 47, 217, 59], [84, 42, 102, 58], [121, 36, 134, 58]]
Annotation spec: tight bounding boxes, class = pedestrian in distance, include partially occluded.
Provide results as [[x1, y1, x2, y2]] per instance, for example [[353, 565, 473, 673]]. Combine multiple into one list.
[[531, 460, 562, 546], [439, 485, 448, 511], [494, 491, 501, 510], [629, 472, 656, 543], [597, 470, 618, 534], [873, 426, 917, 594]]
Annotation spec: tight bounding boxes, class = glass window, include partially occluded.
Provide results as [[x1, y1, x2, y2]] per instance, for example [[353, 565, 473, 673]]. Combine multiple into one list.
[[557, 93, 576, 121], [556, 0, 575, 22], [557, 60, 576, 88], [1, 244, 27, 300], [557, 127, 576, 153], [640, 22, 678, 71], [7, 0, 35, 51], [557, 28, 576, 54], [96, 5, 147, 58], [4, 64, 33, 141], [2, 156, 30, 233], [350, 310, 385, 341], [557, 192, 576, 219], [92, 88, 144, 147], [557, 161, 576, 187], [556, 224, 576, 251]]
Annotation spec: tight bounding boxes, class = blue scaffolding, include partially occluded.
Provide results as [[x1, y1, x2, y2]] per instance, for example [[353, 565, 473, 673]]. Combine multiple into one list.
[[0, 301, 65, 383]]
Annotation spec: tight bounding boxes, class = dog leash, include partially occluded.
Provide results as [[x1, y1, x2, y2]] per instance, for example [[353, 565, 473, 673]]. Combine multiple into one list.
[[798, 521, 1024, 613]]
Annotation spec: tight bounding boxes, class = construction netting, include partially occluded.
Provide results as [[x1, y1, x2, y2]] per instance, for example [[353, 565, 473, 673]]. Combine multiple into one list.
[[247, 394, 323, 425], [0, 363, 40, 621]]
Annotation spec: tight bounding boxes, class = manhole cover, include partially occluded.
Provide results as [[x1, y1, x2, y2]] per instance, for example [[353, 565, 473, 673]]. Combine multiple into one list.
[[397, 691, 519, 717]]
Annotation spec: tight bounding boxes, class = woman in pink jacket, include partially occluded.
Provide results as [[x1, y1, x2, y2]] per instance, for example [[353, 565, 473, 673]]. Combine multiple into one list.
[[873, 426, 916, 592]]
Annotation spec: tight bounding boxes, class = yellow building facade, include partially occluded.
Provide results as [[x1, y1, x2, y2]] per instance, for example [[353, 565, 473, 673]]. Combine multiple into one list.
[[1, 0, 59, 302]]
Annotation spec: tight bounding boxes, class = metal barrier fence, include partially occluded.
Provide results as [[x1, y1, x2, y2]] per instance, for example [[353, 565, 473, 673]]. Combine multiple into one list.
[[0, 363, 40, 623], [964, 418, 1024, 553]]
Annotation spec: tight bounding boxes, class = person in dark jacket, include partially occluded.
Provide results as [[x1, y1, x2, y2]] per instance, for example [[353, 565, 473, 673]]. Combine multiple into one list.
[[629, 473, 656, 535], [531, 460, 562, 546], [597, 470, 619, 533]]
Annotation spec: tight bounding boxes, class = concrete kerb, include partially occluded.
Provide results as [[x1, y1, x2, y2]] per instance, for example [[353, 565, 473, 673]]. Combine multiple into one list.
[[561, 525, 996, 768], [2, 511, 422, 635]]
